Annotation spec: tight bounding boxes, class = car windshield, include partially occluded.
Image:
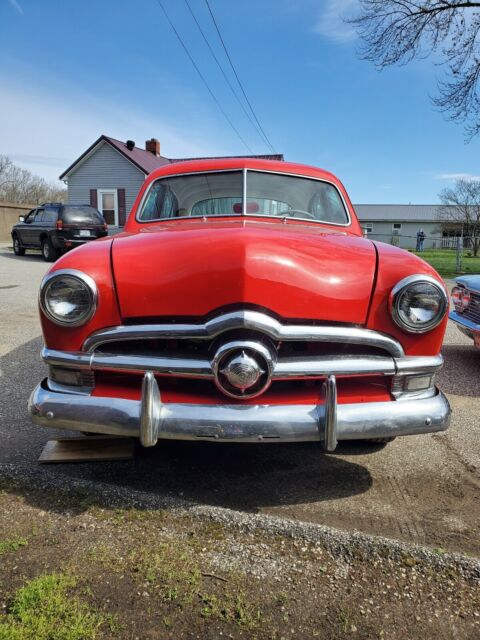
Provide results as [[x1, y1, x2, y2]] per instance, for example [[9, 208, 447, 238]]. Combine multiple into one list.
[[61, 206, 104, 224], [139, 170, 349, 225]]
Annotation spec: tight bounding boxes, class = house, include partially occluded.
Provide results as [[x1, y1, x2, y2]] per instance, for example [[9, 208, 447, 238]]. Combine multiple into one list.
[[354, 204, 462, 250], [59, 135, 283, 227]]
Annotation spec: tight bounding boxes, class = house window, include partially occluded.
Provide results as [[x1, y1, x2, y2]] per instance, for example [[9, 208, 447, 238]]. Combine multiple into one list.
[[363, 223, 373, 235], [392, 222, 402, 235], [98, 189, 118, 226]]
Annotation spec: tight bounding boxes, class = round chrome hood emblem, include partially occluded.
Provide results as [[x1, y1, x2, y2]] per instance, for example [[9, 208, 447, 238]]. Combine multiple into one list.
[[212, 340, 275, 399], [220, 350, 264, 391]]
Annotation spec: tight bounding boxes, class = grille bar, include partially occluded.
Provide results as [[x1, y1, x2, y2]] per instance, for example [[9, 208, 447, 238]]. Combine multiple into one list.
[[42, 347, 443, 380], [82, 310, 405, 357]]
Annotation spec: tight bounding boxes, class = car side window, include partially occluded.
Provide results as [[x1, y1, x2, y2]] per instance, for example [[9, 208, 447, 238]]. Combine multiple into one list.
[[24, 209, 36, 223], [34, 209, 44, 222], [43, 207, 58, 224]]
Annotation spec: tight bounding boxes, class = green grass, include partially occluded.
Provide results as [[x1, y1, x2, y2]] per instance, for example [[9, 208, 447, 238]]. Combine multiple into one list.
[[413, 249, 480, 278], [0, 537, 28, 555], [0, 573, 110, 640]]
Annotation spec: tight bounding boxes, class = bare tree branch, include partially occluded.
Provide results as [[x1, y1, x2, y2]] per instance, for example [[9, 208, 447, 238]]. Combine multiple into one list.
[[349, 1, 480, 138], [0, 155, 67, 204], [438, 178, 480, 254]]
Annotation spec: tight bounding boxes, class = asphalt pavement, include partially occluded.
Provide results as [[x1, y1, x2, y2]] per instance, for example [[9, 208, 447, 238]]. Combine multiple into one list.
[[0, 244, 479, 556]]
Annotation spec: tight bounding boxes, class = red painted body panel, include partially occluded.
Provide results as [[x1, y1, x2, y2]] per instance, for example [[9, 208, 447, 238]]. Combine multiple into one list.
[[92, 373, 392, 405], [112, 219, 376, 323], [40, 238, 122, 352], [367, 241, 448, 356], [38, 158, 448, 396]]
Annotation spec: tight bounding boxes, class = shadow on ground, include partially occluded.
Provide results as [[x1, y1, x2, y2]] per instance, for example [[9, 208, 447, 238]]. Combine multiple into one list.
[[1, 337, 374, 514]]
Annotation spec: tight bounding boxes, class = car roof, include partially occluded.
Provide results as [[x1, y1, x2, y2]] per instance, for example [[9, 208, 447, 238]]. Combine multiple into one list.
[[146, 157, 342, 185]]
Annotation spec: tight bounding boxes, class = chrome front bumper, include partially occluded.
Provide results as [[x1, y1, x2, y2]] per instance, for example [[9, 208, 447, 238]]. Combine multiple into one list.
[[28, 373, 451, 451]]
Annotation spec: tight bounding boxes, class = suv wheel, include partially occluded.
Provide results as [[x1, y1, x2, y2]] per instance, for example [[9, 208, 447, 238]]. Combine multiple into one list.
[[41, 238, 58, 262], [13, 235, 25, 256]]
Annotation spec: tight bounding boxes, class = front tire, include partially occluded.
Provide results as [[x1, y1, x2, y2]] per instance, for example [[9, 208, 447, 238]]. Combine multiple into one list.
[[13, 235, 25, 256], [41, 238, 58, 262]]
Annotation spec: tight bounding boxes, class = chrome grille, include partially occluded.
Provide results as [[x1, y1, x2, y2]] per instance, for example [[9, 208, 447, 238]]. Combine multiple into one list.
[[42, 309, 445, 400], [462, 291, 480, 324]]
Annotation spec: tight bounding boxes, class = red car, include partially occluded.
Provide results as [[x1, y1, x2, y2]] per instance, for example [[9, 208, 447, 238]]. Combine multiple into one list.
[[29, 159, 450, 451]]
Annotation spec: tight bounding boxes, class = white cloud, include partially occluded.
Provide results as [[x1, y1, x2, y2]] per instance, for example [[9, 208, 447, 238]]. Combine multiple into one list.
[[314, 0, 358, 44], [436, 173, 480, 182], [0, 74, 236, 183], [7, 0, 23, 14]]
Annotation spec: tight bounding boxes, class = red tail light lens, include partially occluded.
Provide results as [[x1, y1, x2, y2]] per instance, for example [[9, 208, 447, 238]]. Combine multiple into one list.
[[56, 220, 63, 231], [461, 289, 471, 310], [451, 286, 471, 312]]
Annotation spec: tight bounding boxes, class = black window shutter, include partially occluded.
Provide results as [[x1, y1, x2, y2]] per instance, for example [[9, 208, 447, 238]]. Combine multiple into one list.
[[118, 188, 126, 226], [90, 189, 98, 208]]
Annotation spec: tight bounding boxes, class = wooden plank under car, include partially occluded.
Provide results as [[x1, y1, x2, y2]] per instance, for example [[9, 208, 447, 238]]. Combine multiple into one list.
[[38, 436, 135, 464]]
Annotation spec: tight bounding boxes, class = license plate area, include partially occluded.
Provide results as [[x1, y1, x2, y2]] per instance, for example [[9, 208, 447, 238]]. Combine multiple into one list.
[[79, 230, 91, 237]]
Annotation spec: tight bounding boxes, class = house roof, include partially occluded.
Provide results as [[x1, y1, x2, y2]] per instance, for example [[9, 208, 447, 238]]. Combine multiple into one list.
[[59, 135, 284, 180], [354, 204, 443, 222]]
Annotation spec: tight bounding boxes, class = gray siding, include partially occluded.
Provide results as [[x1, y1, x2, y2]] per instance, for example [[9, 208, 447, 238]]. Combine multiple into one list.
[[360, 221, 443, 250], [66, 141, 145, 217]]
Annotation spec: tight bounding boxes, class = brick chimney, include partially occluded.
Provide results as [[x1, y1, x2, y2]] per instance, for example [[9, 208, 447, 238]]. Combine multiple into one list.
[[145, 138, 160, 156]]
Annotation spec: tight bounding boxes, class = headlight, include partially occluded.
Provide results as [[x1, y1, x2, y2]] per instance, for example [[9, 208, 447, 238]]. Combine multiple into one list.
[[389, 275, 448, 333], [40, 269, 97, 326]]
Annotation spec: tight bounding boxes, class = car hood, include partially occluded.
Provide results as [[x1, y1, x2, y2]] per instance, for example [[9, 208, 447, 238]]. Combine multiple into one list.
[[111, 219, 377, 323]]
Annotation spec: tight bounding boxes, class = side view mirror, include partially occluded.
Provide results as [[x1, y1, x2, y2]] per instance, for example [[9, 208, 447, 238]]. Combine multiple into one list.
[[18, 216, 25, 223]]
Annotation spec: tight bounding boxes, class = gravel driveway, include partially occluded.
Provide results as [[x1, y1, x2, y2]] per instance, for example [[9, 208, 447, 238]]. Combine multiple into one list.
[[0, 245, 479, 556]]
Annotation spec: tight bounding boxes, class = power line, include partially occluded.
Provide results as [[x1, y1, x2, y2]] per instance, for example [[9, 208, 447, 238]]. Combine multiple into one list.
[[154, 0, 254, 154], [184, 0, 267, 152], [204, 0, 276, 154]]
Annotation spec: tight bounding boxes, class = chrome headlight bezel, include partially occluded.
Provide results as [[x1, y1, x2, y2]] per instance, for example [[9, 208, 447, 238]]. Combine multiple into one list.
[[389, 274, 448, 334], [39, 269, 98, 327]]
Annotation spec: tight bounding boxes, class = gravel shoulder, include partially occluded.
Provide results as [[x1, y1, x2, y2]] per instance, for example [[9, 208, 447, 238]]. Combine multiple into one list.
[[0, 477, 479, 640]]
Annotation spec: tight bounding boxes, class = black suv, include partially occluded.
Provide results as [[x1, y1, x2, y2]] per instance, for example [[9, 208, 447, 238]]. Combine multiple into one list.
[[11, 203, 108, 261]]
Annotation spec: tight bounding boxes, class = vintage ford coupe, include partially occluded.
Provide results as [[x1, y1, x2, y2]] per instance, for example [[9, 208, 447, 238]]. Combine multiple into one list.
[[450, 275, 480, 348], [28, 159, 451, 451]]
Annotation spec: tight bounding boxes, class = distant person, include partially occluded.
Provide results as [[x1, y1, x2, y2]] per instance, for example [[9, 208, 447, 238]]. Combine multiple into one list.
[[416, 229, 426, 252]]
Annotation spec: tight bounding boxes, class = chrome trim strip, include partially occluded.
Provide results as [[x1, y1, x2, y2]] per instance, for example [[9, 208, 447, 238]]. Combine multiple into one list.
[[274, 355, 396, 378], [42, 349, 443, 380], [449, 310, 480, 332], [393, 354, 443, 375], [82, 310, 405, 357], [28, 379, 451, 445], [242, 167, 247, 216], [42, 348, 214, 378], [39, 269, 98, 328], [92, 354, 213, 378]]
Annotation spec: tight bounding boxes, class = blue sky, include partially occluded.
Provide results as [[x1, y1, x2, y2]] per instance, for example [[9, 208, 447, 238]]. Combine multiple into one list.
[[1, 0, 479, 203]]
